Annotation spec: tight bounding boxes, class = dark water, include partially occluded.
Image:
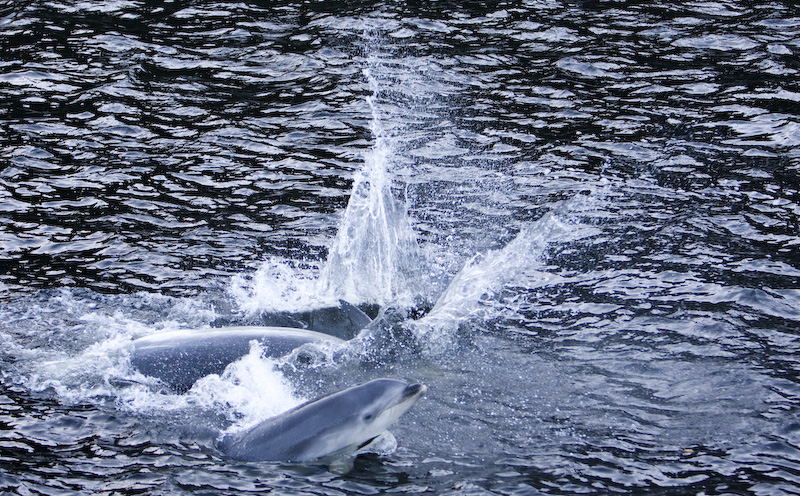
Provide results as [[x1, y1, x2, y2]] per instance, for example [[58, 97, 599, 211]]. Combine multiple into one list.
[[2, 1, 800, 494]]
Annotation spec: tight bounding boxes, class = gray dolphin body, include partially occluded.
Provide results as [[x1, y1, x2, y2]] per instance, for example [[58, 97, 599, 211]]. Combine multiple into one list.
[[130, 326, 343, 392], [129, 301, 372, 392], [220, 378, 426, 463]]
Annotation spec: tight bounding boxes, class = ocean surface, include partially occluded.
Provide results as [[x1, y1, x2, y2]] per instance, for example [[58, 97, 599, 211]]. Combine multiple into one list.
[[2, 1, 800, 494]]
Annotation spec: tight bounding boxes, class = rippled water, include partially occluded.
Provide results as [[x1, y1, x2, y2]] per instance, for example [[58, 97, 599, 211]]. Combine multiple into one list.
[[2, 1, 800, 495]]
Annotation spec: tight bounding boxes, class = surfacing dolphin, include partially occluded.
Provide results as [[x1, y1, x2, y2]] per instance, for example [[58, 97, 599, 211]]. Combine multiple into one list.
[[219, 378, 426, 463], [129, 300, 371, 392], [130, 326, 344, 392]]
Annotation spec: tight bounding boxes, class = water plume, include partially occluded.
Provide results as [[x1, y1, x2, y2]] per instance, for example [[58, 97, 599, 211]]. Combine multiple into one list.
[[411, 201, 600, 353], [317, 49, 426, 307]]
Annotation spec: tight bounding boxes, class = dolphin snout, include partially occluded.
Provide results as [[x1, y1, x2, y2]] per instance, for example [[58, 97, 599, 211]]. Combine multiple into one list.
[[403, 383, 426, 400]]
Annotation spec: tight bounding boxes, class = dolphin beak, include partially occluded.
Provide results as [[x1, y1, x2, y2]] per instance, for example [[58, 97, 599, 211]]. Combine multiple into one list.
[[402, 383, 427, 401]]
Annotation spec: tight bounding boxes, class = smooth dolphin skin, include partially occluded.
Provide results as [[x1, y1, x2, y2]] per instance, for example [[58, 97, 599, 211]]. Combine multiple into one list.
[[220, 378, 427, 463], [130, 326, 343, 392]]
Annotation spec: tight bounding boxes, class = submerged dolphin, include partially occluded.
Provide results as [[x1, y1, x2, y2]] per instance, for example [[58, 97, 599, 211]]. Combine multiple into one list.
[[220, 378, 426, 463], [130, 326, 344, 392]]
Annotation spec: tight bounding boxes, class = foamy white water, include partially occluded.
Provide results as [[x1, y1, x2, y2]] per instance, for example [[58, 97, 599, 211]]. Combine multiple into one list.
[[190, 343, 303, 428]]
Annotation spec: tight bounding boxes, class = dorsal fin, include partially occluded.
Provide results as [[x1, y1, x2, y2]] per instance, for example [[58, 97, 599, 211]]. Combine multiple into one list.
[[338, 299, 372, 331]]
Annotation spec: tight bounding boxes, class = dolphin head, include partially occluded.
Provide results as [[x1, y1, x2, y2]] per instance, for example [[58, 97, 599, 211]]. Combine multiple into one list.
[[221, 378, 426, 463], [305, 378, 427, 461], [347, 379, 426, 443]]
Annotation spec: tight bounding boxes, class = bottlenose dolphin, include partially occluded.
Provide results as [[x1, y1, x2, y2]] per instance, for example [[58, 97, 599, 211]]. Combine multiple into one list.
[[129, 300, 372, 392], [130, 326, 344, 392], [220, 378, 426, 463]]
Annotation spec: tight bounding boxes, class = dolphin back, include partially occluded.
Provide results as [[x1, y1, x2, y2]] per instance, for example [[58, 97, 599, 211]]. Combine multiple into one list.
[[130, 327, 342, 392]]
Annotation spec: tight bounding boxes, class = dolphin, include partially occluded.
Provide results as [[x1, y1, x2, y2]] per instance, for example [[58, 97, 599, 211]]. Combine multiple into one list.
[[129, 326, 344, 392], [219, 378, 426, 463], [128, 300, 372, 392]]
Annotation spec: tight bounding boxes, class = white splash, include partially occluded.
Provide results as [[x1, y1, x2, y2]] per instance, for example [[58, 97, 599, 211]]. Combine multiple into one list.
[[412, 203, 600, 353], [114, 342, 303, 424], [316, 49, 428, 307], [22, 334, 134, 403], [228, 258, 333, 315], [231, 47, 430, 312], [317, 148, 423, 305], [190, 342, 303, 427]]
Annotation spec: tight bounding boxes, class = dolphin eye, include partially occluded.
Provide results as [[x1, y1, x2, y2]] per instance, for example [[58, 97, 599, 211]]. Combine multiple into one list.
[[363, 413, 374, 422]]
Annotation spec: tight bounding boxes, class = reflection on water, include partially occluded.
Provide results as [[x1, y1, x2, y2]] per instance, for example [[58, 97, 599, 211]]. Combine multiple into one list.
[[2, 1, 800, 495]]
